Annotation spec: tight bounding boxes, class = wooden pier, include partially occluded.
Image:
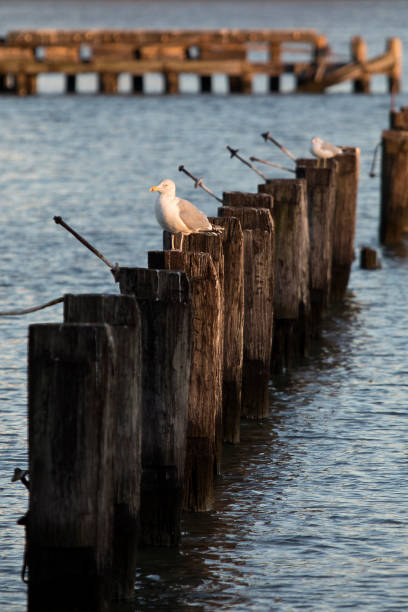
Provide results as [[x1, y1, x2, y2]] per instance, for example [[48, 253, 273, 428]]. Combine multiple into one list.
[[22, 140, 360, 609], [0, 29, 401, 95]]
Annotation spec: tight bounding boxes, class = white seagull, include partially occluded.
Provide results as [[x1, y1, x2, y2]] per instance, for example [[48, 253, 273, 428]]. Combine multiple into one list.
[[311, 136, 343, 168], [150, 178, 223, 250]]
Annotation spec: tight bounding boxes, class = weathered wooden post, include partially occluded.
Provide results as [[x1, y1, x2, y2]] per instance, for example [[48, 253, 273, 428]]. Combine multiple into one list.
[[99, 72, 118, 94], [258, 179, 311, 373], [380, 108, 408, 245], [132, 75, 144, 93], [220, 193, 274, 419], [63, 294, 141, 597], [360, 246, 381, 270], [16, 72, 36, 95], [351, 36, 370, 93], [164, 71, 179, 94], [387, 37, 402, 94], [147, 251, 222, 511], [118, 268, 192, 541], [296, 159, 337, 331], [28, 323, 119, 611], [163, 231, 225, 460], [209, 216, 244, 444], [269, 41, 281, 92], [66, 74, 76, 93], [330, 147, 359, 300], [166, 225, 243, 445]]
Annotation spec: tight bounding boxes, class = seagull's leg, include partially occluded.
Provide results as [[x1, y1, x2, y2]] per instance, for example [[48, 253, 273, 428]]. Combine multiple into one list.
[[179, 234, 184, 251]]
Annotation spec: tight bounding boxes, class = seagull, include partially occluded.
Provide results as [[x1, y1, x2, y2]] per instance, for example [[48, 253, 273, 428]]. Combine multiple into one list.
[[311, 136, 343, 167], [150, 178, 223, 250]]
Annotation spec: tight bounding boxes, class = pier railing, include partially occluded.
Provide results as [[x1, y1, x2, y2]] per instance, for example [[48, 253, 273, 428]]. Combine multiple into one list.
[[0, 29, 400, 94]]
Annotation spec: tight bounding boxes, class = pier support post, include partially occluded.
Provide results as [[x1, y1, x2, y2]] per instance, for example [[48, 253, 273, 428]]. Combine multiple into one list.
[[220, 193, 274, 419], [330, 147, 359, 300], [164, 230, 228, 452], [296, 159, 337, 331], [380, 128, 408, 245], [351, 36, 370, 93], [118, 268, 192, 541], [16, 72, 36, 95], [66, 74, 76, 93], [28, 323, 119, 611], [164, 71, 179, 94], [200, 75, 212, 93], [258, 179, 311, 373], [209, 216, 244, 444], [132, 75, 144, 93], [63, 294, 142, 597], [167, 220, 244, 444], [147, 251, 222, 511], [269, 42, 281, 92], [387, 37, 402, 94], [99, 72, 118, 94]]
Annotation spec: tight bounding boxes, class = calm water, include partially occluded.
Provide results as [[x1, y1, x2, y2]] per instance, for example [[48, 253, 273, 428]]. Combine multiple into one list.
[[1, 1, 408, 610]]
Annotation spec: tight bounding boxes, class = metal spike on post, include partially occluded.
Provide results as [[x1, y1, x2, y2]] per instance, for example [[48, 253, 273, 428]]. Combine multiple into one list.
[[178, 165, 223, 203], [369, 141, 381, 178], [226, 146, 267, 181], [250, 156, 296, 174], [53, 216, 120, 280], [261, 131, 296, 162]]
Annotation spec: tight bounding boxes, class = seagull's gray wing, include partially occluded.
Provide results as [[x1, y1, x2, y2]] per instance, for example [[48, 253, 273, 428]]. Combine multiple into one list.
[[177, 197, 212, 232], [322, 140, 342, 156]]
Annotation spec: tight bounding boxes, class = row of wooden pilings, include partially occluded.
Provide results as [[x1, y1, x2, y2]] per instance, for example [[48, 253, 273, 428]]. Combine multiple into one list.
[[26, 148, 359, 611]]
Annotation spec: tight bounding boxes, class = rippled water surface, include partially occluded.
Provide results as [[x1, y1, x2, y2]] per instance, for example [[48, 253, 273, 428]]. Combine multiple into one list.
[[1, 1, 408, 610]]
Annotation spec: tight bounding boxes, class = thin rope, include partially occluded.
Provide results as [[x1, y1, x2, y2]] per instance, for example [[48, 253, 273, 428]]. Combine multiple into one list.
[[0, 296, 64, 316]]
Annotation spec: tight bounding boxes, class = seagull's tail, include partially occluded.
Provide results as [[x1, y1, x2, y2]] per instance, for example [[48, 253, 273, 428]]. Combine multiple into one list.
[[200, 225, 224, 237]]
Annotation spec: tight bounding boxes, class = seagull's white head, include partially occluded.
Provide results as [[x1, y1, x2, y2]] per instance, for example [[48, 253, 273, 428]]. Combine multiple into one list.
[[149, 179, 176, 197], [311, 136, 322, 145]]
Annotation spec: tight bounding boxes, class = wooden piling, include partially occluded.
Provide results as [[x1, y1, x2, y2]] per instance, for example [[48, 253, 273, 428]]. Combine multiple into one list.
[[163, 231, 225, 460], [330, 147, 359, 300], [360, 246, 381, 270], [66, 74, 76, 93], [258, 179, 311, 373], [28, 323, 118, 611], [387, 37, 402, 94], [164, 71, 179, 94], [380, 129, 408, 245], [99, 72, 118, 94], [132, 75, 144, 93], [118, 268, 193, 541], [63, 294, 142, 598], [167, 219, 244, 444], [351, 36, 370, 93], [296, 159, 337, 331], [146, 251, 222, 511], [209, 216, 244, 444], [220, 193, 274, 418]]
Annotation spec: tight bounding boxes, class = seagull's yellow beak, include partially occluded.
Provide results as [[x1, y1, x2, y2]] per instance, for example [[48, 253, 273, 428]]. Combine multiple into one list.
[[149, 185, 160, 192]]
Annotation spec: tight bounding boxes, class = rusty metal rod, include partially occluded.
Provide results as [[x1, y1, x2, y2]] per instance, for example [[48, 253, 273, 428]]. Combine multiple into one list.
[[261, 131, 296, 161], [0, 297, 64, 317], [226, 146, 267, 181], [369, 141, 381, 178], [178, 165, 223, 203], [250, 156, 296, 174], [54, 216, 118, 275]]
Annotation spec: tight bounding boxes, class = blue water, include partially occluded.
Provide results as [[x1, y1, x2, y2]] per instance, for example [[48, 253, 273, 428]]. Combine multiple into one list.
[[1, 2, 408, 610]]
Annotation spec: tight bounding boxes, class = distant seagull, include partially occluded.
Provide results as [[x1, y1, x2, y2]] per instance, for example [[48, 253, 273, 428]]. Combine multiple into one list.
[[311, 136, 343, 167], [150, 178, 223, 250]]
